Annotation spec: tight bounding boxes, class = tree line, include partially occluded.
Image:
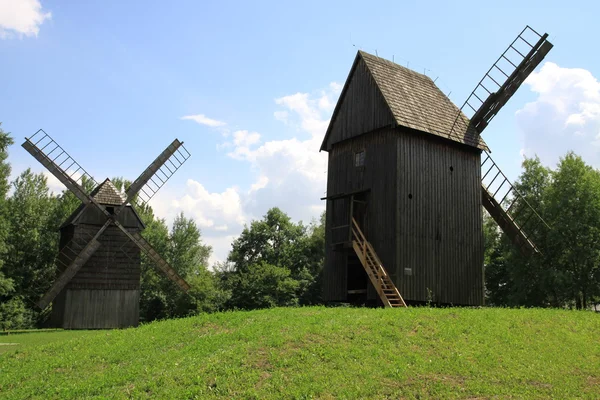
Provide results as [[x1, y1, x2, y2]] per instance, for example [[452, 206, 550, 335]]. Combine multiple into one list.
[[485, 153, 600, 309], [0, 123, 598, 329]]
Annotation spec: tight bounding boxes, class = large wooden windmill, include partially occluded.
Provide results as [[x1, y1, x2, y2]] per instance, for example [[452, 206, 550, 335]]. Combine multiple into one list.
[[22, 130, 191, 329], [321, 26, 553, 307]]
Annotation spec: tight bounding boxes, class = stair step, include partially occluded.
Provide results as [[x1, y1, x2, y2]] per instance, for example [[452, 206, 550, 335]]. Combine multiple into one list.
[[351, 219, 406, 308]]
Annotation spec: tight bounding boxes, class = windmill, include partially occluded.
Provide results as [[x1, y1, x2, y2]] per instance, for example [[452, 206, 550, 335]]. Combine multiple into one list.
[[320, 25, 553, 307], [22, 130, 192, 328]]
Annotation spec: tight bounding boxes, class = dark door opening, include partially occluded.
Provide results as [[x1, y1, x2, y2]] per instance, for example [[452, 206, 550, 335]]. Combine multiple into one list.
[[347, 192, 369, 303]]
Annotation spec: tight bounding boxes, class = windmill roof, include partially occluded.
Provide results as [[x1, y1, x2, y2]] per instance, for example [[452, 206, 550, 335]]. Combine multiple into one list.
[[321, 51, 488, 151], [59, 179, 144, 229], [90, 178, 127, 205]]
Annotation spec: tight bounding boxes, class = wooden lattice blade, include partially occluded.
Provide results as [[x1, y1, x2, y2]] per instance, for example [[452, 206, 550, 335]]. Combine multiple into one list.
[[111, 220, 190, 292], [22, 139, 91, 205], [481, 186, 537, 257], [471, 38, 553, 133], [36, 220, 111, 309], [124, 139, 190, 207], [449, 26, 554, 139]]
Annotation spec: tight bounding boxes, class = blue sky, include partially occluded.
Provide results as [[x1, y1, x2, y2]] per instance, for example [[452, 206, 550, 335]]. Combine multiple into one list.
[[2, 0, 599, 263]]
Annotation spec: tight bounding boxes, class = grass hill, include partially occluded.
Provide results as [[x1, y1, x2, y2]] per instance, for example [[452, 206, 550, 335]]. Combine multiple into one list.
[[1, 307, 599, 399]]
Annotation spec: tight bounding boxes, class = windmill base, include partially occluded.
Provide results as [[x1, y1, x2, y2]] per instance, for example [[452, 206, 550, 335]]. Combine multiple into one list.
[[51, 289, 140, 330]]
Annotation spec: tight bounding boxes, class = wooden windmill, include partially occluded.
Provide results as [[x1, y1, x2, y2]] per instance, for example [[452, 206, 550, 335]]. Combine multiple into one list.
[[321, 26, 553, 307], [22, 130, 191, 329]]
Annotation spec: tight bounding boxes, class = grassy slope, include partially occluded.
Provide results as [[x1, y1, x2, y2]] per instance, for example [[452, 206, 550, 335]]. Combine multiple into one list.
[[0, 307, 599, 399], [0, 330, 99, 356]]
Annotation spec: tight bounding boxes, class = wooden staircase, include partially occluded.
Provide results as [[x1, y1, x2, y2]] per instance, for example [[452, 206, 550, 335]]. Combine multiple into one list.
[[350, 218, 406, 308]]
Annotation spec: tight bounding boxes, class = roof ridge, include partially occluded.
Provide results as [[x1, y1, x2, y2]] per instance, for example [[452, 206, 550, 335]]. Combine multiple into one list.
[[358, 50, 432, 81], [91, 178, 127, 205]]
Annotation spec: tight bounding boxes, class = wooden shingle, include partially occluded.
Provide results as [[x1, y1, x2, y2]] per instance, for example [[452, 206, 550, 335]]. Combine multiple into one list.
[[91, 178, 127, 205]]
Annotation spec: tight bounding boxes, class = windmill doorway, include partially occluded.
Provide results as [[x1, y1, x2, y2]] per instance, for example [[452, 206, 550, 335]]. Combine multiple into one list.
[[347, 192, 369, 304]]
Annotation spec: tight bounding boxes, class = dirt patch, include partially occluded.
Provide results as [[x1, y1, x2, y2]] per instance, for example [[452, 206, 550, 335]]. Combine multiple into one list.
[[194, 322, 231, 336]]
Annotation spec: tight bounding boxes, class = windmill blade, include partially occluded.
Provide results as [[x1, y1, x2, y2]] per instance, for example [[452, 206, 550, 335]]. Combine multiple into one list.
[[481, 151, 549, 257], [449, 26, 553, 138], [36, 220, 111, 309], [124, 139, 191, 207], [22, 129, 98, 204], [111, 219, 191, 292]]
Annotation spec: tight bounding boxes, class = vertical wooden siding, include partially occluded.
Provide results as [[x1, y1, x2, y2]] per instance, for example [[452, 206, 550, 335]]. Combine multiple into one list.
[[395, 129, 484, 305], [323, 128, 397, 302], [61, 289, 140, 329], [323, 58, 395, 151]]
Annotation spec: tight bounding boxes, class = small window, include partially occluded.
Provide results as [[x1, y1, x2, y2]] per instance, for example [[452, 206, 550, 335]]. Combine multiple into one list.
[[354, 150, 365, 167], [106, 206, 115, 215]]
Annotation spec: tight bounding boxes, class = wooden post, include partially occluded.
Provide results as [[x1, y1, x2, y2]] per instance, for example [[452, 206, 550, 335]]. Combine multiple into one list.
[[349, 195, 354, 243]]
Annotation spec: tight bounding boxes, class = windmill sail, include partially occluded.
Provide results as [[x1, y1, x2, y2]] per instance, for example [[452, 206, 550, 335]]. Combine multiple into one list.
[[22, 129, 98, 204], [481, 152, 548, 256], [125, 139, 191, 207], [449, 26, 553, 137], [36, 221, 109, 309], [449, 26, 554, 256]]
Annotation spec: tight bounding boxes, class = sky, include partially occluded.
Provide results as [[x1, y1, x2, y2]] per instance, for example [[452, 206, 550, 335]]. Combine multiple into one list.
[[1, 0, 600, 265]]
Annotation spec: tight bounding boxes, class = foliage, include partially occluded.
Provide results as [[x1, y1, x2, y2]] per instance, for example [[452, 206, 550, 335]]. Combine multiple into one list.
[[485, 153, 600, 309], [225, 262, 299, 309], [138, 209, 217, 322], [3, 170, 59, 307], [1, 307, 599, 398], [0, 124, 14, 298], [221, 208, 324, 310]]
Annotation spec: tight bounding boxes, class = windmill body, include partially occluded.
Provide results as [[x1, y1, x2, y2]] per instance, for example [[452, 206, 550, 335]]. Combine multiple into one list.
[[22, 132, 192, 329], [321, 26, 552, 307], [52, 179, 145, 329]]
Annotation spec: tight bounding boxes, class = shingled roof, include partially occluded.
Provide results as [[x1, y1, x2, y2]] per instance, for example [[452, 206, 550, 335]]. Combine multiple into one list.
[[58, 178, 143, 229], [321, 51, 488, 151], [91, 178, 127, 205]]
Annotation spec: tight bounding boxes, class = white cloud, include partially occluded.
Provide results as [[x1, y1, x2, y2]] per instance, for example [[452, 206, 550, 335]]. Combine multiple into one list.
[[153, 82, 340, 265], [274, 110, 288, 123], [0, 0, 51, 38], [516, 62, 600, 167], [181, 114, 226, 127], [226, 130, 261, 160]]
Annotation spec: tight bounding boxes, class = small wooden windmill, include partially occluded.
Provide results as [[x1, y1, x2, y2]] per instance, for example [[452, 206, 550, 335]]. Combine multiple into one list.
[[321, 26, 553, 307], [22, 130, 191, 329]]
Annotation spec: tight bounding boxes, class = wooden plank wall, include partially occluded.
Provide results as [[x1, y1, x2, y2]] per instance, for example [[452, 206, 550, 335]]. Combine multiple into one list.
[[323, 128, 398, 302], [60, 289, 140, 329], [395, 128, 484, 305], [323, 58, 395, 151], [67, 224, 141, 290]]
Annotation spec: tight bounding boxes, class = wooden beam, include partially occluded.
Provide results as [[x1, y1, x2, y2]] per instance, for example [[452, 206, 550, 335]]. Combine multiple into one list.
[[481, 186, 536, 257]]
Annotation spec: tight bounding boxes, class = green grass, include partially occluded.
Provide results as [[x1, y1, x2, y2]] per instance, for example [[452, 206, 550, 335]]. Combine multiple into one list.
[[0, 329, 99, 356], [0, 307, 599, 399]]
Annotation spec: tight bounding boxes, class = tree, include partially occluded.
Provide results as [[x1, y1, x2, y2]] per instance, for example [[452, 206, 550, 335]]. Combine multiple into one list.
[[484, 152, 600, 309], [545, 152, 600, 309], [222, 207, 325, 310], [4, 170, 59, 309], [225, 262, 299, 309], [138, 209, 216, 321], [0, 123, 14, 285]]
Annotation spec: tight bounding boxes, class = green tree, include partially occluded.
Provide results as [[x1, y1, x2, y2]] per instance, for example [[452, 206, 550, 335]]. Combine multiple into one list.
[[226, 261, 299, 309], [0, 123, 14, 289], [484, 152, 600, 309], [223, 207, 324, 309], [545, 152, 600, 309], [485, 156, 557, 307], [138, 209, 216, 321], [4, 170, 60, 309]]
